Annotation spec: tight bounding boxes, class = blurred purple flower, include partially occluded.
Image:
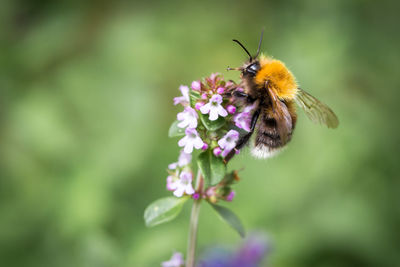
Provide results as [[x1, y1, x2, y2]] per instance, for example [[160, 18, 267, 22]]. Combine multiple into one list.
[[162, 252, 185, 267], [177, 107, 198, 129], [173, 85, 190, 106], [218, 130, 239, 157], [178, 128, 204, 154], [197, 234, 269, 267], [200, 94, 228, 121]]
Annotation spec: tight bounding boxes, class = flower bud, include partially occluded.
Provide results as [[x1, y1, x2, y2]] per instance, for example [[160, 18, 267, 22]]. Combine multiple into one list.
[[227, 105, 236, 114], [213, 147, 222, 156], [217, 87, 225, 94], [191, 80, 201, 91]]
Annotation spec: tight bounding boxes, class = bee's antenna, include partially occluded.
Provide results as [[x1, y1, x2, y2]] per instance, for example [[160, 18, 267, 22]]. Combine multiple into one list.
[[254, 29, 264, 58], [232, 39, 252, 61]]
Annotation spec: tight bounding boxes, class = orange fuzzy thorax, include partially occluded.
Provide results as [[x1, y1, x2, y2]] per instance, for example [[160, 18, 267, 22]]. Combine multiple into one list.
[[255, 55, 298, 100]]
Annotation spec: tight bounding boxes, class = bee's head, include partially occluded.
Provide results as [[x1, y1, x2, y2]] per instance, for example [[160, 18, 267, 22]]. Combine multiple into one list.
[[242, 61, 260, 77], [228, 30, 264, 76]]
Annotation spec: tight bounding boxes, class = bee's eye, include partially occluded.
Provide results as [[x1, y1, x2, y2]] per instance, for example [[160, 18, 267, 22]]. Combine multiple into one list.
[[246, 63, 259, 75]]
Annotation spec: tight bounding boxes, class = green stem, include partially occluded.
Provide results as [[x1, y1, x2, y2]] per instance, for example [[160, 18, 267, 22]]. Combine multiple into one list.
[[186, 170, 203, 267]]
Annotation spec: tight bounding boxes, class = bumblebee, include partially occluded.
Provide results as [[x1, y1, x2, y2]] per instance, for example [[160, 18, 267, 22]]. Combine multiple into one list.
[[225, 32, 339, 161]]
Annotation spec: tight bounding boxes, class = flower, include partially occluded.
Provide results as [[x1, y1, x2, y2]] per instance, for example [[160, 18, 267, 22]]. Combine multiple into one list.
[[234, 104, 256, 132], [191, 80, 201, 91], [177, 107, 198, 129], [218, 130, 240, 157], [200, 94, 228, 121], [162, 252, 185, 267], [217, 87, 225, 94], [173, 85, 190, 106], [168, 150, 192, 170], [178, 128, 204, 154], [233, 112, 251, 132], [169, 171, 195, 197]]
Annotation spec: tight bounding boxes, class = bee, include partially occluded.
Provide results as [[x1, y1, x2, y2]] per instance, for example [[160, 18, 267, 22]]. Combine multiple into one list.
[[225, 31, 339, 161]]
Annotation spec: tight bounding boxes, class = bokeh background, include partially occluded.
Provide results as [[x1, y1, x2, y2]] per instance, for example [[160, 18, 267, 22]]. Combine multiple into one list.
[[1, 0, 399, 266]]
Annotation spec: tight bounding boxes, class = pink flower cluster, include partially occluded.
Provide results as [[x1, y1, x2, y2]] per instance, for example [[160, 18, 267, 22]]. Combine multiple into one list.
[[167, 73, 248, 199]]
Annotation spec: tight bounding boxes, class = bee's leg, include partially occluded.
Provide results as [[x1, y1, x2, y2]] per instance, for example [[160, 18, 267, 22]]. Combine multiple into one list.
[[224, 109, 260, 163]]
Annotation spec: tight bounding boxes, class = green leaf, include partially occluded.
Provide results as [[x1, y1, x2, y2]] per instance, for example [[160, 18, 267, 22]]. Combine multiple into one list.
[[144, 197, 188, 227], [197, 150, 226, 186], [168, 120, 185, 137], [210, 203, 245, 238], [200, 114, 226, 131]]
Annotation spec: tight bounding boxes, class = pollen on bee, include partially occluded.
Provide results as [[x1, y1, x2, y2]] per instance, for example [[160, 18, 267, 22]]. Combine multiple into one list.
[[256, 55, 298, 100]]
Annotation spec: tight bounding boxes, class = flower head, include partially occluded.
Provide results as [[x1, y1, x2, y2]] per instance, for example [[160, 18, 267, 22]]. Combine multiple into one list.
[[177, 107, 198, 129], [162, 252, 184, 267], [200, 94, 228, 121], [218, 130, 240, 157], [197, 233, 269, 267], [178, 128, 204, 154], [173, 85, 190, 106], [168, 171, 195, 197]]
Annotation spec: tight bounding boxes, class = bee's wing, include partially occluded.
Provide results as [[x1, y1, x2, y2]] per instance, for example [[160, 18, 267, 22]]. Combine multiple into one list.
[[268, 87, 293, 143], [295, 88, 339, 128]]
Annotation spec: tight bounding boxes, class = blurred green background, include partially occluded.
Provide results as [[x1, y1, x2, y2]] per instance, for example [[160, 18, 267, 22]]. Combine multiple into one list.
[[1, 0, 399, 266]]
